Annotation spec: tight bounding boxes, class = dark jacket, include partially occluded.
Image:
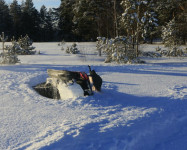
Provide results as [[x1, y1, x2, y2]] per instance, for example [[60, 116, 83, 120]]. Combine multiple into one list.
[[90, 70, 102, 91]]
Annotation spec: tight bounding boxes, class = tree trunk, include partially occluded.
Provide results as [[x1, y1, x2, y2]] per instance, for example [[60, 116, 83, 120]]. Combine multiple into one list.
[[113, 0, 118, 37], [136, 1, 140, 58]]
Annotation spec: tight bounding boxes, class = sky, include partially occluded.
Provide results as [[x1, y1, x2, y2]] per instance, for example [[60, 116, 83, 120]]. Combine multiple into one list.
[[5, 0, 61, 10]]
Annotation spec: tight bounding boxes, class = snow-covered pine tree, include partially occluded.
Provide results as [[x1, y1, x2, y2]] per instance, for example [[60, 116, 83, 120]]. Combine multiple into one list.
[[1, 45, 20, 64], [66, 43, 79, 54], [156, 0, 187, 44], [161, 18, 182, 56], [96, 37, 107, 56], [121, 0, 158, 55], [48, 8, 60, 34], [0, 33, 19, 64], [17, 35, 36, 55], [141, 1, 158, 43], [97, 36, 143, 64]]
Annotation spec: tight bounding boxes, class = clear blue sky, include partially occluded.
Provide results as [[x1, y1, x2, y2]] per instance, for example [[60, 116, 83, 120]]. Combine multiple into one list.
[[5, 0, 61, 10]]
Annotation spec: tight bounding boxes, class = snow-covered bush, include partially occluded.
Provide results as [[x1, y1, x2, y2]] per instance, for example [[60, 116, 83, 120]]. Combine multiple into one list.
[[161, 18, 183, 57], [141, 51, 161, 58], [66, 43, 79, 54], [0, 49, 20, 64], [0, 33, 19, 64], [97, 36, 143, 64], [61, 40, 65, 45], [96, 37, 107, 56], [140, 45, 186, 58], [17, 35, 36, 55], [58, 40, 66, 46], [60, 40, 66, 51], [155, 46, 186, 57], [0, 42, 20, 64]]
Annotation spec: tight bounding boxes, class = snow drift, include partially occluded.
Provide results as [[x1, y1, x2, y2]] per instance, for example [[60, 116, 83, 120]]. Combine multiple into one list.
[[0, 42, 187, 150]]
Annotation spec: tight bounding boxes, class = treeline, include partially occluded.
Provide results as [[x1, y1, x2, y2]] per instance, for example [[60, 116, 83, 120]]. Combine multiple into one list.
[[0, 0, 58, 41], [0, 0, 186, 43]]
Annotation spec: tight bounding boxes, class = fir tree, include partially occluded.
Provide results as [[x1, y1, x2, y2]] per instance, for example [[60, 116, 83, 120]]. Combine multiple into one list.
[[0, 0, 12, 36], [9, 0, 22, 39], [39, 5, 53, 41], [121, 0, 158, 56], [58, 0, 75, 41], [72, 0, 97, 41], [161, 18, 182, 56], [156, 0, 187, 44], [141, 1, 158, 43], [0, 32, 19, 64], [21, 0, 41, 41]]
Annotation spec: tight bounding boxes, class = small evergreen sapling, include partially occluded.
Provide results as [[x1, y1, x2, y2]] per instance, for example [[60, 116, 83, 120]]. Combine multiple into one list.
[[0, 33, 19, 64], [66, 43, 79, 54], [161, 18, 182, 56], [17, 35, 36, 55]]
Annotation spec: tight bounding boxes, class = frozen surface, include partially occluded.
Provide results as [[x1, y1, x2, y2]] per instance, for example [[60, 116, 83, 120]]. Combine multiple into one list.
[[0, 42, 187, 150]]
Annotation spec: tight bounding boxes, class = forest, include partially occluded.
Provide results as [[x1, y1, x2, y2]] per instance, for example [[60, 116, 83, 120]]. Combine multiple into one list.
[[0, 0, 186, 43]]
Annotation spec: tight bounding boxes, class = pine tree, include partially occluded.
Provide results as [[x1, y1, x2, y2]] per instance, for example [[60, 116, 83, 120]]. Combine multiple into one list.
[[58, 0, 122, 41], [140, 0, 158, 43], [0, 32, 19, 64], [91, 0, 119, 38], [21, 0, 41, 41], [121, 0, 158, 56], [89, 0, 108, 38], [72, 0, 97, 41], [17, 35, 36, 55], [156, 0, 187, 44], [48, 8, 60, 31], [9, 0, 22, 39], [58, 0, 75, 41], [39, 5, 53, 41], [0, 0, 12, 36], [161, 18, 182, 56]]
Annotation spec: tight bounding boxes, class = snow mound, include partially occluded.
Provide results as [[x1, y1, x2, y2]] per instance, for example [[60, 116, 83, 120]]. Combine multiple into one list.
[[46, 78, 84, 100], [57, 81, 84, 100]]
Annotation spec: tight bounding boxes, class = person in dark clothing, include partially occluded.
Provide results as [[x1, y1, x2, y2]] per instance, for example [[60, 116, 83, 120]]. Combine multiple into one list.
[[75, 72, 93, 96], [88, 66, 102, 92]]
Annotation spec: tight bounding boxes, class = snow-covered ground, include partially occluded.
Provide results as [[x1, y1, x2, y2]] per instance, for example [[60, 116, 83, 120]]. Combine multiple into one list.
[[0, 42, 187, 150]]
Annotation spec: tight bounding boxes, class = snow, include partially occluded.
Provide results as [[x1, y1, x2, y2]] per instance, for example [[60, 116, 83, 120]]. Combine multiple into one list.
[[57, 81, 84, 100], [0, 42, 187, 150]]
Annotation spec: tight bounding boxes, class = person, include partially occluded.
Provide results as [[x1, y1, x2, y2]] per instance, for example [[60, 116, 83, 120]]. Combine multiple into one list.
[[88, 66, 102, 92]]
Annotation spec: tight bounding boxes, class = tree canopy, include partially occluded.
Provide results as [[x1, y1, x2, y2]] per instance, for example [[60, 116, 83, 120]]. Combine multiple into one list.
[[0, 0, 186, 43]]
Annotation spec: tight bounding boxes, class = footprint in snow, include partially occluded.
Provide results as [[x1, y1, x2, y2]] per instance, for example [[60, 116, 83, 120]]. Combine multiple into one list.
[[168, 86, 187, 100]]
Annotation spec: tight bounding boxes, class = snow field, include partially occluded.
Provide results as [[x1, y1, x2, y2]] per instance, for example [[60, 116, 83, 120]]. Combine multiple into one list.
[[0, 42, 187, 150]]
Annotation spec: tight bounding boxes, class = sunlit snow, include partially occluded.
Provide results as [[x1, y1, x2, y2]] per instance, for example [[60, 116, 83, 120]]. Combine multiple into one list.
[[0, 42, 187, 150]]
